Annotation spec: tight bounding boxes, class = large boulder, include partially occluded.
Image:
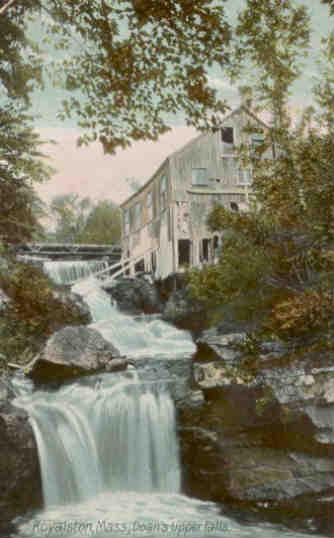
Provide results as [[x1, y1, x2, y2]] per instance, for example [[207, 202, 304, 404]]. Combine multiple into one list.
[[162, 288, 208, 333], [26, 326, 126, 383], [179, 333, 334, 533], [0, 376, 42, 533], [105, 276, 163, 315]]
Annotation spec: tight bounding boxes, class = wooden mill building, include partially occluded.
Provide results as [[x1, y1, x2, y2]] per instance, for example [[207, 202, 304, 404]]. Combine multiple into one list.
[[120, 106, 274, 280]]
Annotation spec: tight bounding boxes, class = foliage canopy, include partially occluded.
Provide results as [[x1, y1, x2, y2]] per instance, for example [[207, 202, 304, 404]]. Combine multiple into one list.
[[50, 194, 121, 244], [44, 0, 231, 153]]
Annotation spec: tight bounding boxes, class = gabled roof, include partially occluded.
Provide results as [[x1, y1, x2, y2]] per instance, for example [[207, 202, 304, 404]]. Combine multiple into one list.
[[120, 105, 270, 209], [220, 104, 271, 130], [121, 157, 169, 208]]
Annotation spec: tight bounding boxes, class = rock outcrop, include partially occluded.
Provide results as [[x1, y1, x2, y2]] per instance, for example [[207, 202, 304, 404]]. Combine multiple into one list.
[[0, 376, 42, 533], [105, 273, 208, 333], [105, 276, 163, 315], [26, 326, 126, 383], [52, 289, 91, 324], [162, 288, 208, 332], [179, 330, 334, 533]]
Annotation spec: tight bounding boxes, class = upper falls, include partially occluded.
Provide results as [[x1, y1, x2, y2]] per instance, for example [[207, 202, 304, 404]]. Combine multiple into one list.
[[12, 259, 320, 538], [14, 371, 180, 508]]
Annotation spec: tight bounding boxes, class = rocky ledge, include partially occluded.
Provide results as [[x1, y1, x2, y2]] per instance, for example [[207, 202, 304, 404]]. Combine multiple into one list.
[[105, 273, 208, 333], [104, 275, 163, 315], [179, 330, 334, 534], [26, 326, 128, 384], [0, 376, 42, 534]]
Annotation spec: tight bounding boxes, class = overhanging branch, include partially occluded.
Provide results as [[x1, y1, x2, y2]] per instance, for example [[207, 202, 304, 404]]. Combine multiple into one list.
[[0, 0, 16, 15]]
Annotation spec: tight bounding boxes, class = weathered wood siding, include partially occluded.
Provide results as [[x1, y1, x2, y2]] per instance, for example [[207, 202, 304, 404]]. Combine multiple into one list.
[[121, 159, 175, 278], [121, 106, 275, 277], [168, 108, 274, 259]]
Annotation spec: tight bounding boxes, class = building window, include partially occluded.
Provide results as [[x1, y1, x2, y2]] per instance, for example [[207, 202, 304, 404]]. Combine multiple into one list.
[[221, 126, 235, 156], [147, 191, 153, 222], [160, 175, 168, 210], [178, 239, 191, 267], [221, 126, 234, 144], [200, 238, 211, 262], [238, 169, 252, 186], [192, 168, 208, 186], [213, 235, 219, 250], [123, 209, 130, 236], [133, 202, 142, 231]]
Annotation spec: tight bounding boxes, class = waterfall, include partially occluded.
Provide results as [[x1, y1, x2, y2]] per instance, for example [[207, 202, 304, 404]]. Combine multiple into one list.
[[14, 371, 180, 508], [13, 259, 320, 538], [43, 258, 195, 358], [43, 259, 109, 286], [72, 276, 195, 358]]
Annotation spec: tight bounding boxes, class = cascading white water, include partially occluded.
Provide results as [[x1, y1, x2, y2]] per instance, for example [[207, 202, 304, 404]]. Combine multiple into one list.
[[12, 260, 325, 538], [43, 259, 196, 358], [73, 276, 196, 358], [44, 259, 109, 286], [14, 371, 180, 509]]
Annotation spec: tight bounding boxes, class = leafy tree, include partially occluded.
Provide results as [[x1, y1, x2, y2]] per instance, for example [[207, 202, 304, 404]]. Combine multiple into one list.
[[36, 0, 230, 153], [322, 0, 334, 15], [0, 1, 51, 246], [79, 201, 121, 244], [50, 196, 121, 244], [0, 0, 41, 103], [314, 31, 334, 130], [0, 259, 90, 365], [0, 105, 52, 245], [50, 194, 92, 243], [188, 1, 334, 343], [230, 0, 310, 131], [0, 0, 232, 247]]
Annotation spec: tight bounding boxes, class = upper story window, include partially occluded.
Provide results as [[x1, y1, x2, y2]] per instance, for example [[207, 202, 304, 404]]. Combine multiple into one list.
[[147, 191, 153, 222], [221, 126, 235, 156], [221, 126, 234, 144], [192, 168, 208, 187], [160, 175, 168, 210], [123, 208, 130, 236], [133, 202, 142, 231]]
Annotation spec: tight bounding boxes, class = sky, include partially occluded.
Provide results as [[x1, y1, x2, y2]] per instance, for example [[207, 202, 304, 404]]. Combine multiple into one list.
[[27, 0, 332, 209]]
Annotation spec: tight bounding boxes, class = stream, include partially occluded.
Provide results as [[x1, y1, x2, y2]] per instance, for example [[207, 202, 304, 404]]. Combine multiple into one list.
[[11, 260, 324, 538]]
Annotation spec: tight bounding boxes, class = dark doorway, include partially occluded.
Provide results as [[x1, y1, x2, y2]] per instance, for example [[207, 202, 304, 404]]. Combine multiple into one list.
[[201, 238, 211, 262], [178, 239, 191, 267]]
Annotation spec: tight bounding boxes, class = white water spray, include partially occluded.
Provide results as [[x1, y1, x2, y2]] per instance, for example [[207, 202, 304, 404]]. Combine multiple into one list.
[[14, 371, 180, 508], [44, 259, 109, 286], [13, 260, 322, 538]]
